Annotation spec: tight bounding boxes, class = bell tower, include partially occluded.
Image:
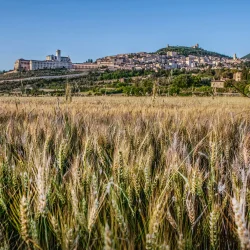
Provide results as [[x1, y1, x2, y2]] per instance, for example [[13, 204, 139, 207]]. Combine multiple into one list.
[[56, 50, 61, 61]]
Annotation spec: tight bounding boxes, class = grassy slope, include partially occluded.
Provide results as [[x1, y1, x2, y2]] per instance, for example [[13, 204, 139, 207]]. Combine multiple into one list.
[[157, 46, 231, 58], [242, 53, 250, 59]]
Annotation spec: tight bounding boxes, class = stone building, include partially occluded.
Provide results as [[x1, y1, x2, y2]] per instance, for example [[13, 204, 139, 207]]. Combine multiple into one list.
[[72, 63, 99, 71], [211, 80, 226, 88], [14, 50, 72, 71], [14, 59, 31, 71], [192, 44, 199, 49], [233, 72, 242, 82], [167, 51, 178, 57]]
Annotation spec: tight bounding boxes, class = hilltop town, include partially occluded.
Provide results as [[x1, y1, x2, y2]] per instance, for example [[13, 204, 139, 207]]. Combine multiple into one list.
[[0, 43, 249, 97], [12, 44, 249, 74]]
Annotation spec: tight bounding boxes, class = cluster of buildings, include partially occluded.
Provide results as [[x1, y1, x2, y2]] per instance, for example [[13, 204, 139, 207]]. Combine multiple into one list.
[[211, 72, 243, 89], [14, 50, 72, 71], [89, 52, 246, 72], [72, 44, 247, 72], [14, 46, 248, 73]]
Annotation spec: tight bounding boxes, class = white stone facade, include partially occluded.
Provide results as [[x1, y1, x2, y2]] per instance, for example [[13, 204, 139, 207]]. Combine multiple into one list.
[[30, 59, 72, 70], [14, 50, 72, 71]]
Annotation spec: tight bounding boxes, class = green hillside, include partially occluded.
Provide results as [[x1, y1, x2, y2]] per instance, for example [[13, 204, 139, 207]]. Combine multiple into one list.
[[157, 46, 231, 58], [242, 53, 250, 60]]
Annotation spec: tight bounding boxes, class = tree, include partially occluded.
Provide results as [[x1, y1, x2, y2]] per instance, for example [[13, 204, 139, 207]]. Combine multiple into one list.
[[173, 75, 193, 88], [242, 67, 249, 81], [168, 85, 180, 95], [222, 71, 233, 79]]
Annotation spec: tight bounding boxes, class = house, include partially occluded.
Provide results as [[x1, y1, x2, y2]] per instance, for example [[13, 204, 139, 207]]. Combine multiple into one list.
[[211, 80, 226, 88], [167, 51, 178, 57], [72, 63, 99, 71], [233, 72, 242, 82]]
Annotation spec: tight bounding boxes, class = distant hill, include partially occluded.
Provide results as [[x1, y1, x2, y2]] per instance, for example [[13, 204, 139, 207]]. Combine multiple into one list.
[[242, 53, 250, 60], [156, 46, 231, 58]]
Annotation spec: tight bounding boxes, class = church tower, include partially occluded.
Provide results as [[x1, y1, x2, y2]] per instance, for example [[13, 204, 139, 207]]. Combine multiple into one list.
[[56, 50, 61, 61]]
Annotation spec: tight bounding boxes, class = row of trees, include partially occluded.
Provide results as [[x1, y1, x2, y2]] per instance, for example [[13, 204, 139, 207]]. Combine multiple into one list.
[[0, 68, 83, 81], [98, 69, 153, 80], [1, 66, 250, 97]]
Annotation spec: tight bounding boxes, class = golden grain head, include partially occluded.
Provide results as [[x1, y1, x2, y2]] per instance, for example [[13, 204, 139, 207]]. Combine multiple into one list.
[[0, 96, 249, 249]]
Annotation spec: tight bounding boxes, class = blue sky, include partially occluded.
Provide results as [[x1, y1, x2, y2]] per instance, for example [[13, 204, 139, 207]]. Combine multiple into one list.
[[0, 0, 250, 70]]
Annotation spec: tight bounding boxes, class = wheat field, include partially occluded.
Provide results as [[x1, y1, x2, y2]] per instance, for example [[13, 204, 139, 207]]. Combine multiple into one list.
[[0, 96, 250, 249]]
